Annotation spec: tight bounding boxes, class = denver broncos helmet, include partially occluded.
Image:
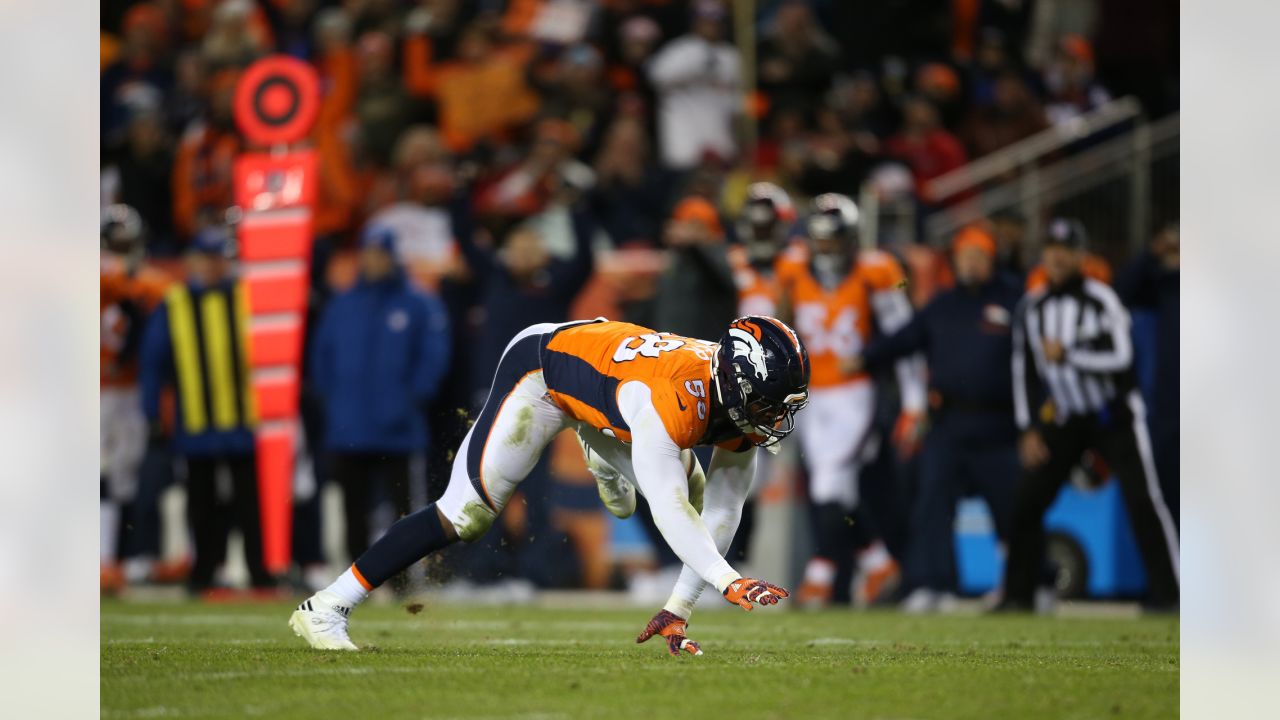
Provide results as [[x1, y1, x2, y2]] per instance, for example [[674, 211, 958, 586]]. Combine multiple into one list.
[[737, 182, 797, 263], [712, 316, 810, 447], [101, 204, 146, 270], [806, 192, 860, 244]]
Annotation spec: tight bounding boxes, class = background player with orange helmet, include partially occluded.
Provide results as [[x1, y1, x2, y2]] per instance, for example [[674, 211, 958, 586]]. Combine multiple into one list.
[[290, 316, 809, 655], [781, 193, 927, 607]]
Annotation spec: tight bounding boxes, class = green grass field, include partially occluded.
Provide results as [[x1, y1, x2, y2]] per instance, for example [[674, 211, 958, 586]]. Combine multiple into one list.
[[102, 599, 1178, 719]]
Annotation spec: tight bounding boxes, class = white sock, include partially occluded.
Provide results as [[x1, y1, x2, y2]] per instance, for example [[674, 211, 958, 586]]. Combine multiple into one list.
[[858, 541, 892, 572], [101, 503, 119, 565], [323, 567, 370, 608], [803, 557, 837, 585]]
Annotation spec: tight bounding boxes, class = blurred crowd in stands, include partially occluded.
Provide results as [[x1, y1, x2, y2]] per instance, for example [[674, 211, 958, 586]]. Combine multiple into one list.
[[100, 0, 1179, 610]]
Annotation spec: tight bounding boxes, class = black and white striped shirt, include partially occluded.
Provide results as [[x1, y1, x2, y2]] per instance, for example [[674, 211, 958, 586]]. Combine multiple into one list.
[[1012, 275, 1136, 429]]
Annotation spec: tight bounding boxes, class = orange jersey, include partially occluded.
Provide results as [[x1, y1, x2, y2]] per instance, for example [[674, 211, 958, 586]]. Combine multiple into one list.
[[780, 249, 907, 388], [729, 243, 807, 318], [542, 321, 719, 449], [101, 263, 172, 388]]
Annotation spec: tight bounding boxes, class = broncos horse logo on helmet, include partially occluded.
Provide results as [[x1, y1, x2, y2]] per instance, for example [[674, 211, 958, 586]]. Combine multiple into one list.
[[727, 325, 771, 381], [713, 316, 810, 447]]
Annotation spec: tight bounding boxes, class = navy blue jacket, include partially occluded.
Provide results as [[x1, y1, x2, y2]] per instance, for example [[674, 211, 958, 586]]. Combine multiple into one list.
[[863, 273, 1023, 438], [1117, 251, 1179, 434], [310, 271, 451, 454], [139, 280, 256, 457], [465, 208, 596, 401]]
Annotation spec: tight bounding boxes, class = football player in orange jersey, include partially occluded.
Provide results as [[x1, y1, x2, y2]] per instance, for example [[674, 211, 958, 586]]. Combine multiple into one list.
[[781, 193, 928, 608], [100, 205, 171, 593], [292, 316, 810, 654], [730, 181, 802, 318], [722, 183, 806, 562]]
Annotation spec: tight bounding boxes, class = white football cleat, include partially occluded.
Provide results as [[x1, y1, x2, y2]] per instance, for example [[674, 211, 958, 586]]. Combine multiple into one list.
[[900, 588, 939, 615], [577, 431, 636, 519], [289, 590, 358, 651]]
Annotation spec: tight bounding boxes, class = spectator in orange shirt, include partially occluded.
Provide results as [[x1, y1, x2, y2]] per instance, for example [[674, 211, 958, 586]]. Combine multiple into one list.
[[171, 69, 241, 241], [313, 8, 357, 136], [310, 8, 359, 239], [403, 18, 540, 154], [102, 29, 122, 71]]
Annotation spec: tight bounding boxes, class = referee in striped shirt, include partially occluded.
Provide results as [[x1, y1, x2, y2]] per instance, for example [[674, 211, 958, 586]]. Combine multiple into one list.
[[1003, 219, 1179, 610]]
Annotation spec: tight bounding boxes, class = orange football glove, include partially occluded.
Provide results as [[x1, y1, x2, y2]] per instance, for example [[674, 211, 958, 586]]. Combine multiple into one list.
[[892, 411, 925, 458], [636, 609, 702, 656], [722, 577, 789, 611]]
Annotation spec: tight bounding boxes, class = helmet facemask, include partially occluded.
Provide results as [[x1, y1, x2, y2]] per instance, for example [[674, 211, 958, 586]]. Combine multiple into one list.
[[712, 343, 809, 450]]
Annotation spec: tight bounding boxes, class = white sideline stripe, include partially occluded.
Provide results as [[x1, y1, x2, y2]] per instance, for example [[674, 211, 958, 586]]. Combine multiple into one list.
[[1127, 392, 1181, 583]]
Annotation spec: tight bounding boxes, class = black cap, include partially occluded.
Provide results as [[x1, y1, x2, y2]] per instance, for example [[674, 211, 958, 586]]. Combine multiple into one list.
[[1044, 217, 1088, 250]]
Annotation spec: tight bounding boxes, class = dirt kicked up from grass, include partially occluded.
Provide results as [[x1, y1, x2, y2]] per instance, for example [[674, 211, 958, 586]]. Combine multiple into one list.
[[102, 599, 1177, 719]]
